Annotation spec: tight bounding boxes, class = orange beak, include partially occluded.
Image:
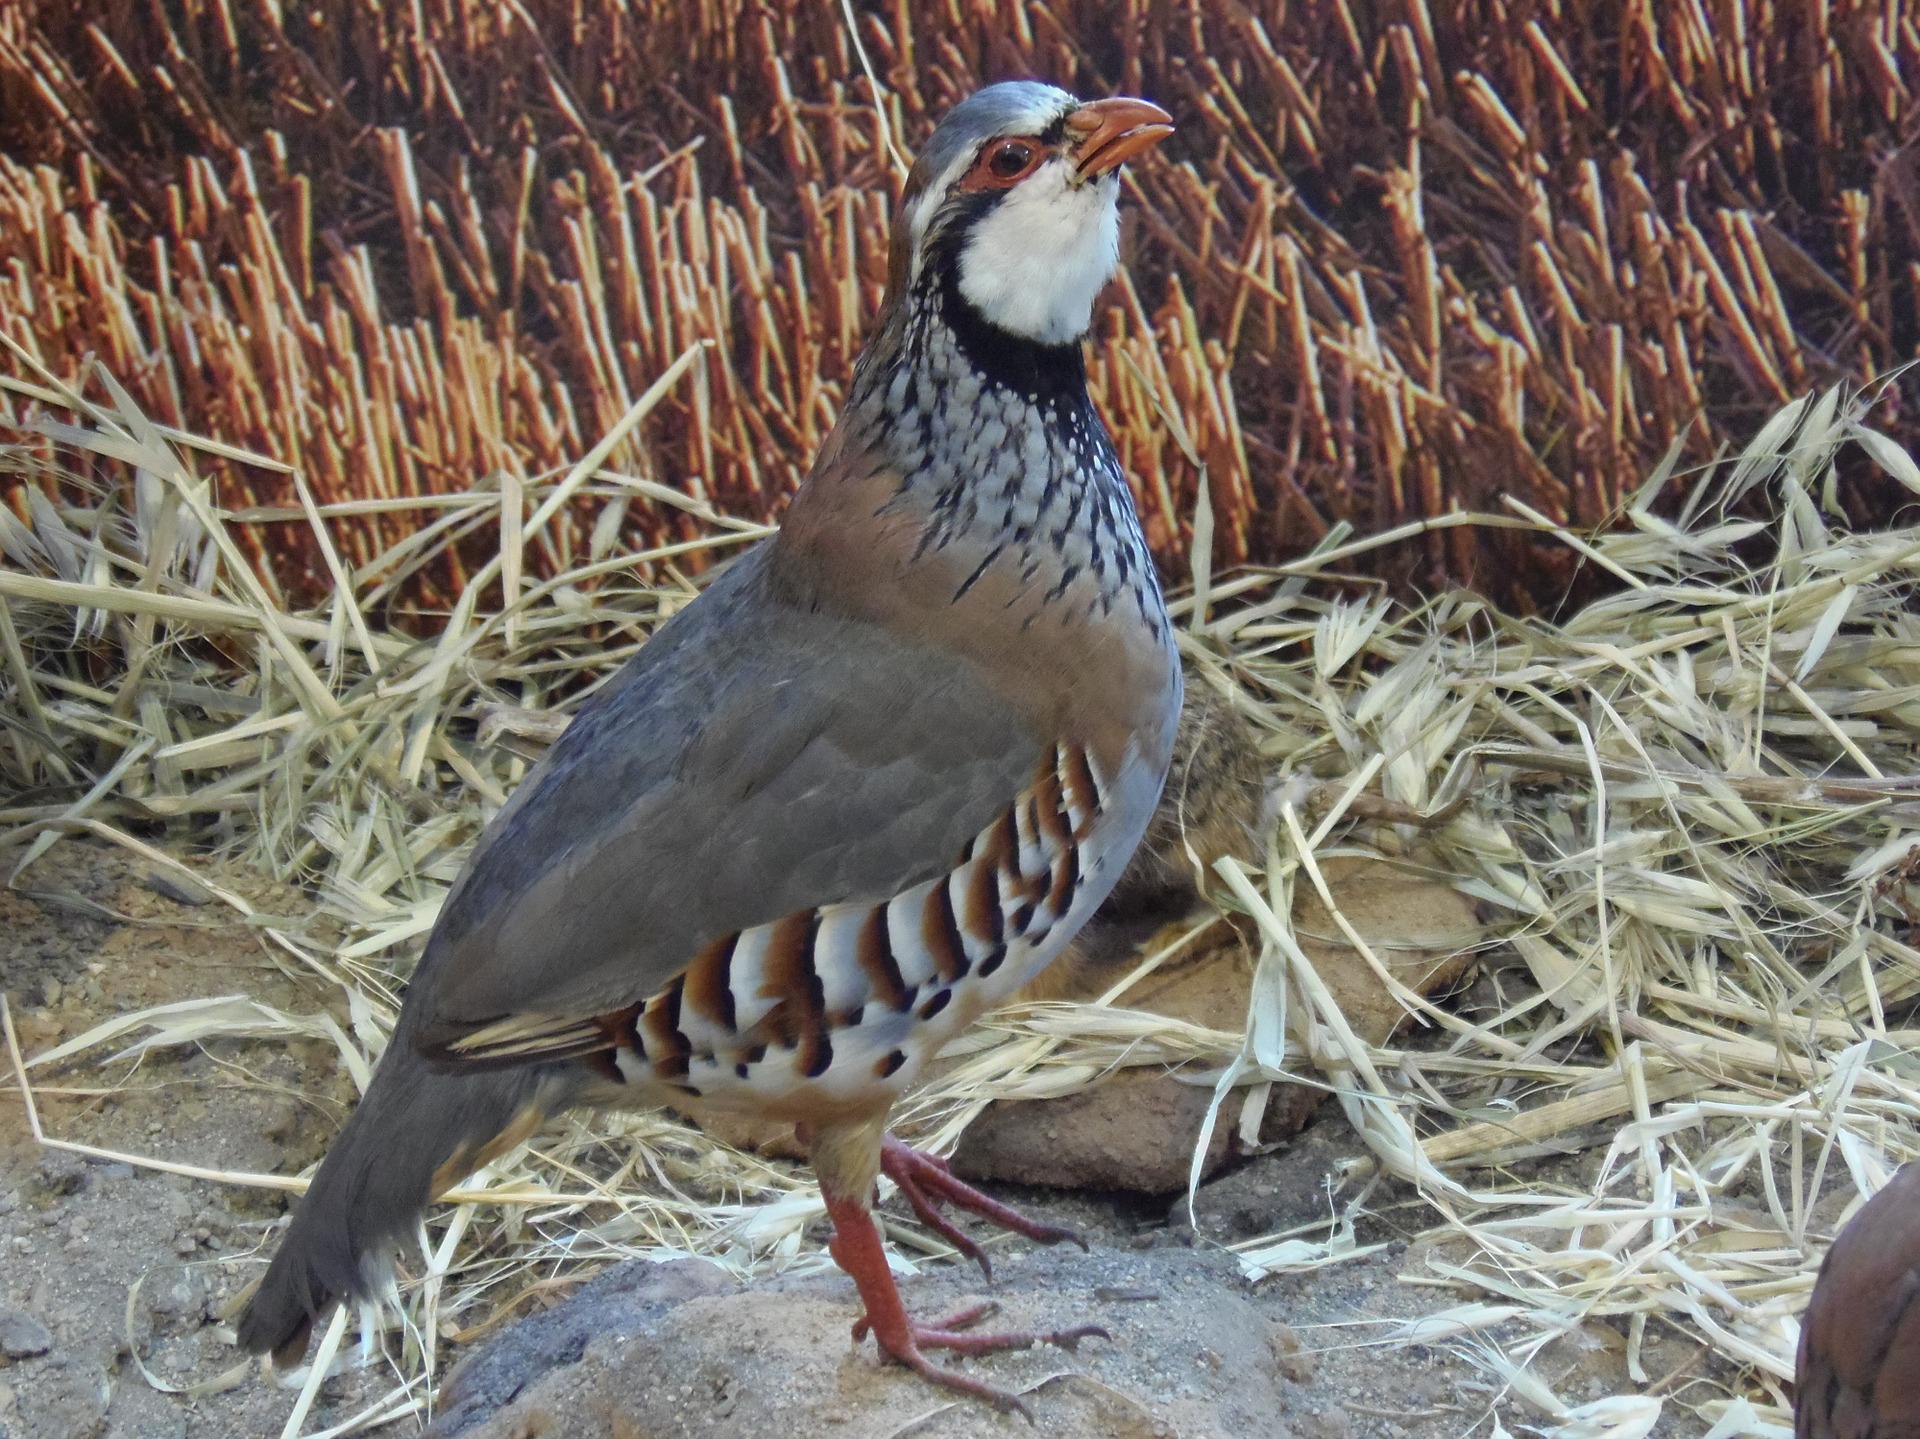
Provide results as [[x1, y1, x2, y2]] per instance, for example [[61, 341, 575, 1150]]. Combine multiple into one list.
[[1065, 97, 1174, 180]]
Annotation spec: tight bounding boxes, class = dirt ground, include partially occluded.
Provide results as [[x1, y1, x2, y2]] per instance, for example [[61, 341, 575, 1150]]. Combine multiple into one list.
[[0, 838, 1722, 1438]]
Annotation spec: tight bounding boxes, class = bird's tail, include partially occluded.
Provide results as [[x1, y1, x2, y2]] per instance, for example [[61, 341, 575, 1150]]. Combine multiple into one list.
[[236, 1044, 558, 1364]]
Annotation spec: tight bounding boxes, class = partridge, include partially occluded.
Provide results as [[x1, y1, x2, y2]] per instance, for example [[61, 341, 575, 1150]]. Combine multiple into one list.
[[237, 82, 1181, 1412], [1797, 1160, 1920, 1437]]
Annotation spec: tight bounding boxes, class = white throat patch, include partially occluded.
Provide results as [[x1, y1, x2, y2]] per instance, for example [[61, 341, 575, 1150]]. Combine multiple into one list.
[[954, 163, 1121, 345]]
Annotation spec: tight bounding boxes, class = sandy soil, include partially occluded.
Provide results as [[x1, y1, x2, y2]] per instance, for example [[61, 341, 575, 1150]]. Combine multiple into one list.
[[0, 839, 1717, 1438]]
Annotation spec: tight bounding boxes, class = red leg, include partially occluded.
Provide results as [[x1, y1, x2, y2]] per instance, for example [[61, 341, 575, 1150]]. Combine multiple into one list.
[[823, 1191, 1107, 1417], [880, 1134, 1088, 1282]]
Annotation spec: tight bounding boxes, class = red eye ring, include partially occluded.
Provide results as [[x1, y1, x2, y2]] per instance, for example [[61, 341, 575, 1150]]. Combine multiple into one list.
[[987, 140, 1035, 178], [960, 135, 1052, 189], [958, 136, 1045, 191]]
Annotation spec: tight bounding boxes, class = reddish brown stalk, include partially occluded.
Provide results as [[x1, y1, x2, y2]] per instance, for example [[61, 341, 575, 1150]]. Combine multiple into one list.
[[0, 0, 1915, 610]]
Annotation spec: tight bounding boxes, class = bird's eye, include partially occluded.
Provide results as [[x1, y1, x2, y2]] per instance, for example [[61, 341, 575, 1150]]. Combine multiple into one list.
[[986, 140, 1035, 180], [958, 136, 1044, 191]]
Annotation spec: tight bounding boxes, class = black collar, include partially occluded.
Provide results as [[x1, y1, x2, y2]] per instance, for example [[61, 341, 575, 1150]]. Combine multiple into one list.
[[917, 216, 1090, 409]]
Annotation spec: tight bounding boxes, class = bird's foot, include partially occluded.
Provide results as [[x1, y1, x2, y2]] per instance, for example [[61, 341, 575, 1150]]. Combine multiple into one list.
[[880, 1133, 1088, 1282], [824, 1189, 1106, 1420], [852, 1299, 1107, 1417]]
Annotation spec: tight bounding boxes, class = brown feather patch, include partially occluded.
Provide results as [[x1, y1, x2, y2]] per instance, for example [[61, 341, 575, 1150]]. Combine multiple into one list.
[[1032, 763, 1068, 840], [922, 879, 970, 982], [973, 808, 1019, 871], [963, 853, 1005, 949], [1033, 753, 1082, 916], [683, 932, 739, 1033], [1060, 743, 1102, 839], [797, 1030, 834, 1079], [1009, 795, 1051, 902], [641, 977, 692, 1079], [1047, 834, 1082, 917], [591, 1002, 645, 1076], [757, 909, 825, 1055], [855, 904, 911, 1011]]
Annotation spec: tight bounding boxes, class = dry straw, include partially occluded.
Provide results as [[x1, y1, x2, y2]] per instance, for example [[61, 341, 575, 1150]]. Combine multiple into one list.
[[5, 354, 1920, 1437]]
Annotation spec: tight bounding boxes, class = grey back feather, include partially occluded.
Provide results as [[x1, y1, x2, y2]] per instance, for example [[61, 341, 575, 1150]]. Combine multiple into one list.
[[412, 543, 1044, 1045]]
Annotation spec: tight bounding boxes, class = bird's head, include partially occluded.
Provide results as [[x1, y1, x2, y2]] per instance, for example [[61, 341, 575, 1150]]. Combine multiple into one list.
[[888, 82, 1173, 347]]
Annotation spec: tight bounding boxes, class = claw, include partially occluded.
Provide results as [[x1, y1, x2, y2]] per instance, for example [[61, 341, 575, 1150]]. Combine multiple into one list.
[[880, 1134, 1091, 1279], [854, 1299, 1000, 1343]]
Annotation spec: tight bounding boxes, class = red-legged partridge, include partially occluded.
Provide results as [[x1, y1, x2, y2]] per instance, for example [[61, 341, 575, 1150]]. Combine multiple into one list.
[[1797, 1160, 1920, 1437], [237, 82, 1179, 1412]]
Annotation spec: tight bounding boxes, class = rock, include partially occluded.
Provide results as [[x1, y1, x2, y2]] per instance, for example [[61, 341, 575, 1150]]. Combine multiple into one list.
[[1184, 1122, 1360, 1241], [144, 868, 213, 905], [260, 1097, 301, 1141], [437, 1246, 1296, 1439], [431, 1259, 738, 1436], [1291, 855, 1483, 1043], [145, 1265, 208, 1322], [953, 1061, 1327, 1195], [950, 856, 1482, 1195], [1270, 1321, 1316, 1384], [30, 1155, 86, 1202], [1299, 1403, 1355, 1439], [15, 1361, 108, 1438], [0, 1309, 52, 1359]]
